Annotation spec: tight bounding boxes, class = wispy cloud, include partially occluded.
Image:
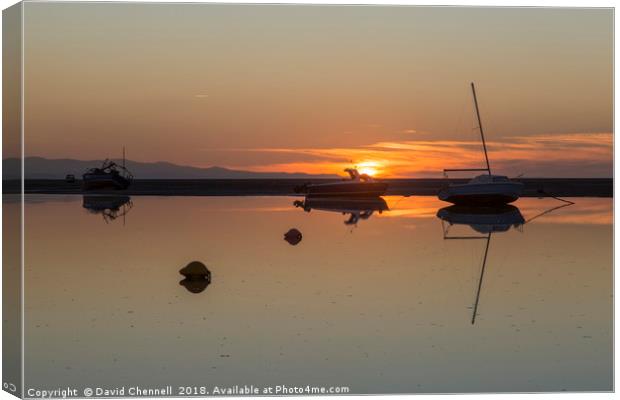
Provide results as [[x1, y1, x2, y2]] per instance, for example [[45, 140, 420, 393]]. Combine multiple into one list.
[[202, 132, 612, 178]]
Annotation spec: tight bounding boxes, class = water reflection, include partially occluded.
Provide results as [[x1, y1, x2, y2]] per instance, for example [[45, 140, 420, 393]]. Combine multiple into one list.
[[179, 261, 211, 294], [436, 201, 577, 325], [437, 205, 526, 324], [437, 205, 525, 236], [82, 195, 133, 224], [294, 196, 388, 225], [21, 195, 611, 393]]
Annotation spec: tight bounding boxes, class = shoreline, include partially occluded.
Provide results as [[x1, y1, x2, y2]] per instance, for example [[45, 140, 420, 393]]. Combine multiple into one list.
[[3, 178, 613, 197]]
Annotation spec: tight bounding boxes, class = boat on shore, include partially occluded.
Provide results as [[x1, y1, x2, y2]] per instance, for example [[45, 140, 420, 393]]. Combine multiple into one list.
[[438, 83, 523, 206], [82, 148, 133, 191], [295, 168, 387, 198]]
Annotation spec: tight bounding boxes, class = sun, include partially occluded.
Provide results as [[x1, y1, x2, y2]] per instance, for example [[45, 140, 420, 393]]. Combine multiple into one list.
[[357, 161, 382, 177], [358, 166, 378, 176]]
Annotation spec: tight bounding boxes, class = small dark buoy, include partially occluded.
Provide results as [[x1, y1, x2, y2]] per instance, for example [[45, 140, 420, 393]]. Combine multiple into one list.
[[284, 228, 302, 245], [180, 261, 209, 276], [179, 261, 211, 294]]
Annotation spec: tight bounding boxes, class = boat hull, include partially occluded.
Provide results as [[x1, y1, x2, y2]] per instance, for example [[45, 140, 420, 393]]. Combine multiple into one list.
[[438, 182, 523, 206], [82, 195, 131, 212], [304, 182, 388, 198], [82, 174, 131, 190]]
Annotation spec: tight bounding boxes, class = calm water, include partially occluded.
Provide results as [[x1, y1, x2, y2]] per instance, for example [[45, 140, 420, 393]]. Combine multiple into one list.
[[16, 195, 612, 394]]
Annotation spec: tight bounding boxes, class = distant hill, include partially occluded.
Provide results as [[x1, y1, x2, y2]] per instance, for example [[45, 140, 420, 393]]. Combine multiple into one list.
[[3, 157, 340, 179]]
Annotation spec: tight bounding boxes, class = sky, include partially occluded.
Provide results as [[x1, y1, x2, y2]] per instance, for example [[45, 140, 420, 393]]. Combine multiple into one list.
[[19, 3, 613, 177]]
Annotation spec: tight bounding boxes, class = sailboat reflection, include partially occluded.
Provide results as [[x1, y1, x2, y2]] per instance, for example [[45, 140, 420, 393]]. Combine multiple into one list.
[[437, 205, 525, 235], [438, 201, 574, 324], [437, 205, 525, 325], [294, 197, 388, 225], [179, 261, 212, 294], [82, 195, 133, 224]]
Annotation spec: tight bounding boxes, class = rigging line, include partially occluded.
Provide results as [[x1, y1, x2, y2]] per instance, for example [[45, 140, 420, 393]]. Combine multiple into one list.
[[524, 201, 574, 225], [536, 189, 575, 205], [390, 195, 409, 209], [520, 189, 575, 225]]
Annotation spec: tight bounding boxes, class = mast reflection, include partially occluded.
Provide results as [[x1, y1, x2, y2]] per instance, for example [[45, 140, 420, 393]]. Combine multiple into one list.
[[437, 205, 525, 325]]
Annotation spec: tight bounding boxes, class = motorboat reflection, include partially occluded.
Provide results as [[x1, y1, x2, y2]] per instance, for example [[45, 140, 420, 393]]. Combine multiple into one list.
[[82, 195, 133, 224], [179, 261, 212, 294], [294, 196, 388, 225]]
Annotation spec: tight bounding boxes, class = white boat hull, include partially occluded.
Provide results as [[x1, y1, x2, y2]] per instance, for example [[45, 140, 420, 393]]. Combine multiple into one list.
[[438, 181, 524, 206]]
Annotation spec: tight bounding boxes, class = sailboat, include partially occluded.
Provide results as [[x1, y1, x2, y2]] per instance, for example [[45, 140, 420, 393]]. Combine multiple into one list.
[[438, 83, 523, 206]]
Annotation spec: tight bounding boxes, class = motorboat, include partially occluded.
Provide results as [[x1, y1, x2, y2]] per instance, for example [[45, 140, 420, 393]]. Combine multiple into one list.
[[295, 168, 387, 198], [294, 196, 388, 225], [438, 83, 523, 206]]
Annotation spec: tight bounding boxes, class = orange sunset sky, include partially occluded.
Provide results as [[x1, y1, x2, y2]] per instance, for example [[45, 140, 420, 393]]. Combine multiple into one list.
[[19, 3, 613, 177]]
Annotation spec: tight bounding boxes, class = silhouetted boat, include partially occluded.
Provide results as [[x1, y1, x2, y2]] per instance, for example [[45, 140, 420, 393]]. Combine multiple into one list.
[[82, 195, 133, 223], [82, 148, 133, 191], [294, 196, 388, 225], [438, 83, 523, 206], [295, 168, 387, 197]]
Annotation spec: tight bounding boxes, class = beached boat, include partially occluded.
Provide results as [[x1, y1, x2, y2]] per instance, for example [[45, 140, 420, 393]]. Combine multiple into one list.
[[295, 168, 387, 197], [82, 149, 133, 191], [438, 83, 523, 206]]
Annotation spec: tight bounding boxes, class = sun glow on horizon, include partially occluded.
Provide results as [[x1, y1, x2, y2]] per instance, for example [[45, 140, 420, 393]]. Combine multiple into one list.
[[356, 161, 383, 177], [227, 132, 612, 178]]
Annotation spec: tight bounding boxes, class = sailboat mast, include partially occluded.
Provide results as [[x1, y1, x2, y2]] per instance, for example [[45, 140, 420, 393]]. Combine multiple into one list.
[[470, 82, 491, 175]]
